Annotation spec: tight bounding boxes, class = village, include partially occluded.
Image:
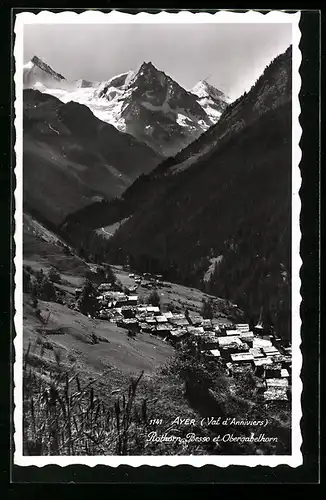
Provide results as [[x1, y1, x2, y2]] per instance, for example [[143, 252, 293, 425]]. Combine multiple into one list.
[[74, 270, 292, 404]]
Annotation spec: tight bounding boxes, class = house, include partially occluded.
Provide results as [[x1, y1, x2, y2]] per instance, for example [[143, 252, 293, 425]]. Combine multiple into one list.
[[162, 311, 173, 319], [126, 295, 138, 306], [135, 313, 146, 322], [155, 324, 172, 338], [230, 352, 254, 363], [262, 346, 280, 357], [171, 313, 186, 320], [263, 387, 288, 402], [146, 306, 160, 315], [115, 298, 128, 307], [281, 368, 290, 378], [217, 336, 244, 348], [225, 329, 241, 336], [218, 337, 246, 359], [156, 315, 168, 324], [145, 316, 157, 324], [141, 324, 155, 333], [254, 357, 273, 376], [200, 335, 220, 350], [270, 354, 288, 364], [169, 329, 188, 345], [209, 349, 221, 358], [187, 326, 205, 337], [240, 331, 254, 339], [156, 323, 171, 332], [266, 378, 288, 389], [265, 363, 283, 379], [249, 347, 265, 359], [282, 356, 292, 367], [252, 338, 273, 349], [235, 323, 250, 330], [172, 318, 190, 327], [254, 357, 273, 367], [239, 331, 254, 347], [98, 283, 113, 292], [189, 316, 203, 326]]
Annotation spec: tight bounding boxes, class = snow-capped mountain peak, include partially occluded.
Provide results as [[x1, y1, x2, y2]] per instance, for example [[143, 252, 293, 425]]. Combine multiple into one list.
[[190, 80, 231, 122], [30, 55, 65, 81], [23, 55, 67, 91], [23, 56, 230, 156]]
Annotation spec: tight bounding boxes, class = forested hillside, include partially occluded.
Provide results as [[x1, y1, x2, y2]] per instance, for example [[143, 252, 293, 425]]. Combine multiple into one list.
[[60, 47, 292, 340]]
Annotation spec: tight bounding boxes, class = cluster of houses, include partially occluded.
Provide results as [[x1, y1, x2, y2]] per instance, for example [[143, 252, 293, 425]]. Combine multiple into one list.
[[199, 323, 292, 403], [76, 278, 292, 404], [128, 273, 166, 289]]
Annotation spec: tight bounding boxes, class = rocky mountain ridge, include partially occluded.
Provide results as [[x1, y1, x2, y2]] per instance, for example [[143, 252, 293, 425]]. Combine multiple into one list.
[[23, 56, 230, 156]]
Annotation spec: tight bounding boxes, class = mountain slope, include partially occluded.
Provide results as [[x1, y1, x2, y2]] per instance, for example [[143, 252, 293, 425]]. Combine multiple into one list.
[[95, 61, 227, 156], [23, 55, 66, 89], [23, 56, 230, 156], [23, 89, 161, 225], [63, 47, 292, 339], [190, 80, 230, 121], [64, 46, 292, 229]]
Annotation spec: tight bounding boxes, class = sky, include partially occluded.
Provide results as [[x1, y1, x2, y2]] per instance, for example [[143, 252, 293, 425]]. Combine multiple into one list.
[[23, 23, 292, 100]]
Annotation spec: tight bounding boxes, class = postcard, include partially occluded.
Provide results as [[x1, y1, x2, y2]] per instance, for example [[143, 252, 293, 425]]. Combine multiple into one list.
[[13, 9, 302, 468]]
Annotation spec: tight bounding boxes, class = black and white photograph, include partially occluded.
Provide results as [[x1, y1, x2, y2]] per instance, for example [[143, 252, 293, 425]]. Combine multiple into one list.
[[13, 10, 302, 467]]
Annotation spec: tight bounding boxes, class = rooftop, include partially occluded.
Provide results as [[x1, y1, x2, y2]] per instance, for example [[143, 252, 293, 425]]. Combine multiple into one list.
[[240, 331, 254, 338], [209, 349, 221, 357], [156, 324, 171, 331], [252, 338, 273, 349], [254, 357, 273, 367], [146, 306, 160, 313], [266, 378, 288, 388], [170, 329, 187, 337], [156, 315, 168, 323], [225, 329, 241, 336], [230, 352, 254, 362], [249, 347, 265, 358], [218, 336, 243, 346]]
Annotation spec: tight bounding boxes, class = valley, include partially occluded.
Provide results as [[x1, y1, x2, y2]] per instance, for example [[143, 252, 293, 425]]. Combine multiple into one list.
[[22, 211, 291, 456], [20, 41, 294, 457], [23, 89, 161, 224]]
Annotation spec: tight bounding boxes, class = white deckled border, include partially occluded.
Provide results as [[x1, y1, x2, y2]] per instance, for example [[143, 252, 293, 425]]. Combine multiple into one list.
[[13, 9, 302, 468]]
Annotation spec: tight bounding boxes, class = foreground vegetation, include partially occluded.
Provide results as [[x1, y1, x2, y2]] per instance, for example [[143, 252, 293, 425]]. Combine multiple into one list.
[[23, 341, 147, 455], [23, 334, 290, 456], [22, 225, 291, 456]]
